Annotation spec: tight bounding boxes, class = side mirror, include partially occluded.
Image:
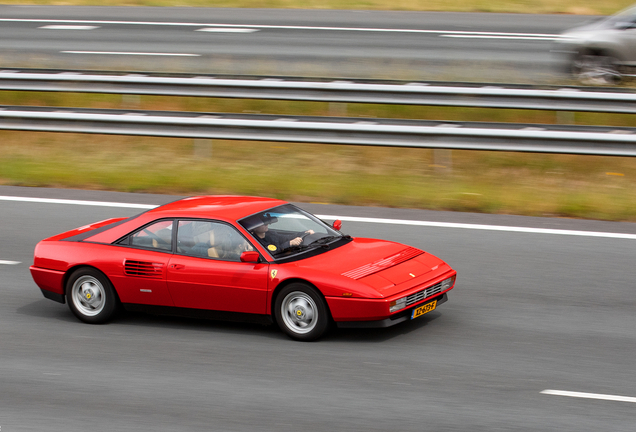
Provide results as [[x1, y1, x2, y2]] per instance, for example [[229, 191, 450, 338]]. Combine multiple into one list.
[[240, 251, 260, 263], [333, 220, 342, 231]]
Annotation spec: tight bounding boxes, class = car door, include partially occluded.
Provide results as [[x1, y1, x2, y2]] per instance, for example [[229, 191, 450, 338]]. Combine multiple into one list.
[[166, 219, 269, 314], [108, 219, 175, 306]]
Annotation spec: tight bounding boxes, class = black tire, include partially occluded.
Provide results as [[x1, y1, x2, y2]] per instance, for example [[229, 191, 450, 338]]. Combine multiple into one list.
[[274, 283, 330, 341], [65, 267, 117, 324], [573, 53, 621, 85]]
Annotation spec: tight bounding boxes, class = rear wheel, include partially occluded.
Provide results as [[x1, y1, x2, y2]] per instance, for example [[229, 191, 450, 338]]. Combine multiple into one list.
[[573, 54, 621, 85], [274, 283, 330, 341], [66, 268, 117, 324]]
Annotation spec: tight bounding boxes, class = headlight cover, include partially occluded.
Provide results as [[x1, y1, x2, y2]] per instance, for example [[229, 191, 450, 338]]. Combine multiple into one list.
[[389, 297, 407, 313], [440, 275, 456, 291]]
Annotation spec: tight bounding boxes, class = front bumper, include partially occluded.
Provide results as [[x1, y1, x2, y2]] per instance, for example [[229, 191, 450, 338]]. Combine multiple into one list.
[[336, 293, 448, 328]]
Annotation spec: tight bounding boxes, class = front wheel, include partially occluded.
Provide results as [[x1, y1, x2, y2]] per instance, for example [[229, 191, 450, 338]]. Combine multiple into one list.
[[274, 283, 330, 341], [66, 268, 117, 324]]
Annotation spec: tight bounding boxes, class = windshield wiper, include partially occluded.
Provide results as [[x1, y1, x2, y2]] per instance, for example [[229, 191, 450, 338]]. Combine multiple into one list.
[[308, 235, 342, 246]]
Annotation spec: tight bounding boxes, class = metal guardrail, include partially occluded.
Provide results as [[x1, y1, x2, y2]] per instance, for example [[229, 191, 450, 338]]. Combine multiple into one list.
[[1, 69, 636, 113], [1, 106, 635, 156]]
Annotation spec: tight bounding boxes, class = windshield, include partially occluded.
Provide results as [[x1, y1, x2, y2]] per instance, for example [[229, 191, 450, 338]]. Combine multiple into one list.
[[239, 204, 343, 259], [605, 5, 636, 27]]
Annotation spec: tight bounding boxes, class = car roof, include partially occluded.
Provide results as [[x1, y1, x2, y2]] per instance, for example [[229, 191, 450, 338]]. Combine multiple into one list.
[[146, 195, 288, 221]]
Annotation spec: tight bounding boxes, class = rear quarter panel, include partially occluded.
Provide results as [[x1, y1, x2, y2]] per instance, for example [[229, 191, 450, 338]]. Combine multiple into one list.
[[32, 241, 174, 306]]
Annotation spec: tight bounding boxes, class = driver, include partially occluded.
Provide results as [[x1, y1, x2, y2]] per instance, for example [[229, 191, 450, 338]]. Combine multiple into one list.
[[251, 213, 314, 254]]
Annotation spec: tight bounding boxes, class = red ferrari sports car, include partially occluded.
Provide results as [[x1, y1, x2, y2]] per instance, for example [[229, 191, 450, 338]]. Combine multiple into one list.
[[31, 196, 456, 341]]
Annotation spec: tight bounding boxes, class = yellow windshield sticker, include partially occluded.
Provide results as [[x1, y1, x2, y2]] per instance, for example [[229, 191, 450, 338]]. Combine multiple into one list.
[[268, 244, 277, 251]]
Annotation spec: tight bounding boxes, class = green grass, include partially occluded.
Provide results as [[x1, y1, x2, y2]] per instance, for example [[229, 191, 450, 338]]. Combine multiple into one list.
[[1, 0, 634, 15], [2, 128, 636, 221]]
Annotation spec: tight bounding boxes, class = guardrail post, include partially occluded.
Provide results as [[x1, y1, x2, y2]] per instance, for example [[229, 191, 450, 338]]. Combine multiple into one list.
[[556, 111, 575, 125], [329, 102, 347, 117], [194, 139, 213, 158], [433, 149, 453, 173], [122, 94, 141, 108]]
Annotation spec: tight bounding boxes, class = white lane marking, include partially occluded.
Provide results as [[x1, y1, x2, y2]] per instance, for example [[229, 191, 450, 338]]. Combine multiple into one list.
[[196, 28, 259, 33], [0, 196, 155, 209], [0, 260, 21, 265], [441, 34, 558, 41], [1, 195, 634, 240], [39, 25, 99, 30], [61, 51, 200, 57], [541, 389, 636, 404], [316, 215, 636, 240], [0, 18, 559, 38]]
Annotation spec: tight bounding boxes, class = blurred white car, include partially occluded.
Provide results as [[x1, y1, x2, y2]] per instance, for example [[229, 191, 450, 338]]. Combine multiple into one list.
[[554, 5, 636, 84]]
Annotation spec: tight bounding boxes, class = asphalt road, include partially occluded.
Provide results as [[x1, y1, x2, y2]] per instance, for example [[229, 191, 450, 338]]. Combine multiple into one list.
[[0, 5, 595, 81], [1, 186, 635, 431]]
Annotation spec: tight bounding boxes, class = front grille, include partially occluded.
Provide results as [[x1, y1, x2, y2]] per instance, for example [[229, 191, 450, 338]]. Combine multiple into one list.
[[406, 281, 443, 307]]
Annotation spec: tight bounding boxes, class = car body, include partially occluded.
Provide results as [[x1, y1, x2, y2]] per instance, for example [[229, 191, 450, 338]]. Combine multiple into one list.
[[30, 196, 456, 341], [553, 5, 636, 84]]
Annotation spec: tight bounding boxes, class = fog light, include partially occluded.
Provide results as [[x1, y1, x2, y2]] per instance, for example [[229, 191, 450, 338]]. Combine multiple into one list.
[[389, 296, 407, 313]]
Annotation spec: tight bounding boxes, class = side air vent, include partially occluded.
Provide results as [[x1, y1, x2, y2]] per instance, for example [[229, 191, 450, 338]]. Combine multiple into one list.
[[124, 260, 164, 279]]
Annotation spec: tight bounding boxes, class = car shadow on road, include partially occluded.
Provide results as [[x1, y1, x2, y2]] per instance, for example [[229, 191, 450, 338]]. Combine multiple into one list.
[[17, 299, 442, 343], [16, 299, 79, 323], [324, 311, 443, 343], [116, 310, 284, 338]]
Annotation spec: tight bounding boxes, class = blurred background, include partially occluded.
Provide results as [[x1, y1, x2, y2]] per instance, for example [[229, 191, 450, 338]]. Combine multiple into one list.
[[1, 1, 635, 220], [1, 2, 636, 432]]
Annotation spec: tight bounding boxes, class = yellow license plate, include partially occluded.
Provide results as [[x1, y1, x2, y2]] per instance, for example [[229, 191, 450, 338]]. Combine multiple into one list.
[[411, 300, 437, 319]]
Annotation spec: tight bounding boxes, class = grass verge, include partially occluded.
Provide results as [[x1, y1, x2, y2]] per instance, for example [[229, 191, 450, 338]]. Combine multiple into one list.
[[1, 0, 634, 15]]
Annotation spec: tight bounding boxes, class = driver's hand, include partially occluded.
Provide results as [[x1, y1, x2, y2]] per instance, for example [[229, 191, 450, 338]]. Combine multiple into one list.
[[305, 230, 315, 235], [290, 237, 303, 246]]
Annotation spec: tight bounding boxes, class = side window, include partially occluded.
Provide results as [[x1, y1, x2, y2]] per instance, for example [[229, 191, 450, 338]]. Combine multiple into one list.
[[177, 220, 254, 262], [130, 220, 173, 251]]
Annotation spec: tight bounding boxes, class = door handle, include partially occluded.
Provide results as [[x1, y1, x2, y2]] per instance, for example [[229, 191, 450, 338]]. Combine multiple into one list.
[[169, 264, 185, 270]]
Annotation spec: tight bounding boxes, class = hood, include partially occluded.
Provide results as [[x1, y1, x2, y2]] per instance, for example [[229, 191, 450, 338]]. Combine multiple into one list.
[[296, 237, 413, 273], [297, 237, 446, 297]]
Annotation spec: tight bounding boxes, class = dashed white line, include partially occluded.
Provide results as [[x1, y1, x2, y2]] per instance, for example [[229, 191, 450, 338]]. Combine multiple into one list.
[[1, 195, 635, 240], [39, 25, 100, 30], [0, 18, 558, 38], [541, 389, 636, 404], [0, 260, 21, 265], [61, 51, 200, 57]]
